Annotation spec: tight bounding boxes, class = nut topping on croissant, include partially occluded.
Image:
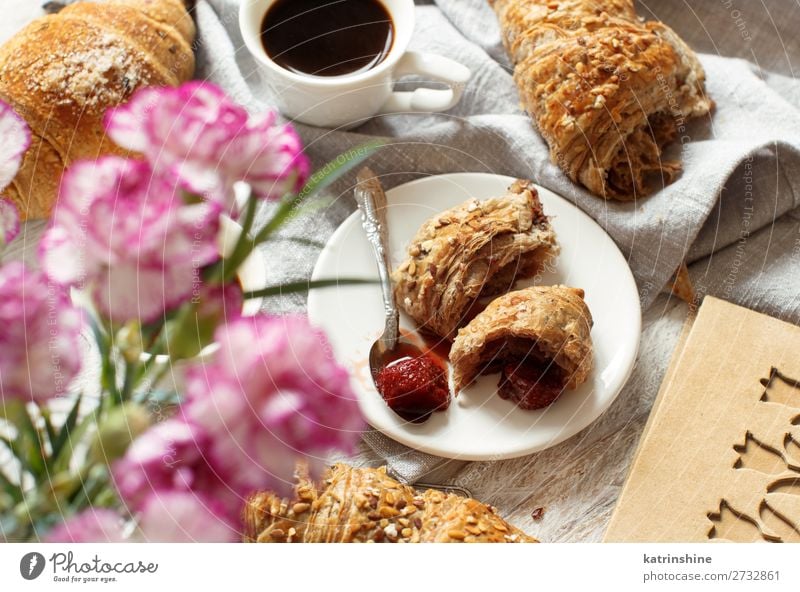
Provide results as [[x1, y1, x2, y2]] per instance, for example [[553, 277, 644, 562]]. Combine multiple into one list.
[[490, 0, 712, 200], [243, 464, 537, 543], [392, 180, 558, 341]]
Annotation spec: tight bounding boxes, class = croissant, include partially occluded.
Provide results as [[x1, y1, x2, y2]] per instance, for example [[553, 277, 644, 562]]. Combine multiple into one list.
[[0, 0, 195, 219], [490, 0, 712, 200], [243, 464, 536, 543], [450, 285, 593, 409], [392, 179, 558, 341]]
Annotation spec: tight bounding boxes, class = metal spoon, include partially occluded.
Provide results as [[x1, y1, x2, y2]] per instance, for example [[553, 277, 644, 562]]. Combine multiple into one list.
[[353, 167, 403, 379]]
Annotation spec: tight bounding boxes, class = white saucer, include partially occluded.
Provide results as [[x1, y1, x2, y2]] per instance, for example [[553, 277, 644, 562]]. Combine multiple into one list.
[[308, 173, 640, 461]]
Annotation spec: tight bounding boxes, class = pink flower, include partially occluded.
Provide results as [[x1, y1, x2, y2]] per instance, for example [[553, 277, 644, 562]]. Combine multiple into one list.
[[183, 315, 364, 496], [0, 262, 82, 402], [105, 82, 309, 208], [112, 419, 243, 541], [137, 491, 238, 542], [0, 198, 19, 245], [39, 157, 221, 323], [44, 509, 128, 543], [112, 419, 243, 519], [0, 98, 30, 192]]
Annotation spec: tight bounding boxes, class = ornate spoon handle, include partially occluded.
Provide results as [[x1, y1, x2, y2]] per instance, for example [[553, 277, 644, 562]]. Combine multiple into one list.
[[354, 167, 398, 350]]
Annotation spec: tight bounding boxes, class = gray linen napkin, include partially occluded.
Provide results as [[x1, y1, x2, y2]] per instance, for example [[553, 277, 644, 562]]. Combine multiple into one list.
[[194, 0, 800, 481]]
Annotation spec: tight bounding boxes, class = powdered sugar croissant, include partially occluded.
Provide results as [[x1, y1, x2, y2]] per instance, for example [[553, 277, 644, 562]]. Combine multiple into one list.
[[243, 464, 536, 543], [0, 0, 195, 219], [490, 0, 712, 200], [392, 179, 558, 341]]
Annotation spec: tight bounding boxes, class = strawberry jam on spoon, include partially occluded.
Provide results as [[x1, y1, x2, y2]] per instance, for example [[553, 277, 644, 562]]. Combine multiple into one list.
[[375, 342, 449, 423], [354, 168, 451, 424]]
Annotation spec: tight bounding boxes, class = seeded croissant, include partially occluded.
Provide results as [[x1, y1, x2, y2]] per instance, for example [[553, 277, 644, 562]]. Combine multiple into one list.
[[243, 464, 536, 543], [0, 0, 195, 219], [392, 179, 558, 341], [450, 285, 594, 408], [490, 0, 712, 200]]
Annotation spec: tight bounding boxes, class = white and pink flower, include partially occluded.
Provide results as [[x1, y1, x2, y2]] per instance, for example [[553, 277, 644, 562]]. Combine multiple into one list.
[[39, 157, 221, 323], [183, 314, 364, 496], [0, 198, 19, 245], [137, 491, 238, 542], [111, 313, 362, 540], [111, 418, 244, 542], [105, 82, 309, 209], [112, 419, 242, 518], [0, 262, 82, 402], [0, 98, 30, 193], [44, 495, 236, 542], [43, 509, 128, 543], [0, 99, 29, 245]]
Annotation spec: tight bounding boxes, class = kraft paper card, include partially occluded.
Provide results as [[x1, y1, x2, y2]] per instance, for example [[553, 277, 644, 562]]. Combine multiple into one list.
[[605, 296, 800, 542]]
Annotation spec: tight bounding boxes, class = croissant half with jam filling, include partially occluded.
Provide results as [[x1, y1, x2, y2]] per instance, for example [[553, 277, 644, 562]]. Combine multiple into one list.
[[243, 464, 536, 543], [392, 180, 558, 341], [450, 285, 593, 409], [489, 0, 712, 200]]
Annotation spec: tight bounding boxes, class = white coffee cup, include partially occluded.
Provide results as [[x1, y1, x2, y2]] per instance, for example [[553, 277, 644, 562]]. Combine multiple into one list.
[[239, 0, 471, 128]]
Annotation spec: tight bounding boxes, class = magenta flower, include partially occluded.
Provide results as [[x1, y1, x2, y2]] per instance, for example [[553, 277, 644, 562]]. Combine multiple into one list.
[[112, 418, 244, 541], [137, 491, 238, 542], [44, 496, 236, 542], [105, 82, 309, 208], [112, 419, 242, 516], [0, 198, 19, 245], [0, 262, 82, 402], [0, 98, 30, 193], [183, 315, 364, 496], [39, 157, 221, 323], [44, 509, 128, 543]]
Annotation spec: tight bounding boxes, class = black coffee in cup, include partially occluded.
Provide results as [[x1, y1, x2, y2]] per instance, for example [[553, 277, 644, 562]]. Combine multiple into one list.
[[261, 0, 395, 78]]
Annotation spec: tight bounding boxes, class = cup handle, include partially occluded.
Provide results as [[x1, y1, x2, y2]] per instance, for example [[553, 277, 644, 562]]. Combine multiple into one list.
[[378, 52, 471, 114]]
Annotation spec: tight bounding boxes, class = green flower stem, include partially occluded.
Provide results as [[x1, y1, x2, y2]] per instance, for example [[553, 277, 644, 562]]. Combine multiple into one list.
[[206, 193, 294, 286], [0, 467, 23, 504], [120, 359, 135, 403], [136, 302, 202, 401], [252, 193, 299, 245], [90, 317, 121, 405], [71, 466, 110, 513], [209, 188, 259, 284], [208, 140, 386, 286], [17, 405, 46, 477], [91, 485, 120, 509], [243, 278, 376, 300]]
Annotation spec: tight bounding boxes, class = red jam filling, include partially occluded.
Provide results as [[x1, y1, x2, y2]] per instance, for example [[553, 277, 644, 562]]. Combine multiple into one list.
[[376, 352, 450, 423], [497, 361, 565, 410]]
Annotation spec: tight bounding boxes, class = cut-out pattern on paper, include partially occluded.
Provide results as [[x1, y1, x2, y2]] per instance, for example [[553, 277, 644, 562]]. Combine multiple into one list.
[[732, 432, 787, 475], [706, 368, 800, 543]]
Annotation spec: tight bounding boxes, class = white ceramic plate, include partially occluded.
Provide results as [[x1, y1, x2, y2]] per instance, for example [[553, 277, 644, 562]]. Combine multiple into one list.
[[308, 173, 640, 461]]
